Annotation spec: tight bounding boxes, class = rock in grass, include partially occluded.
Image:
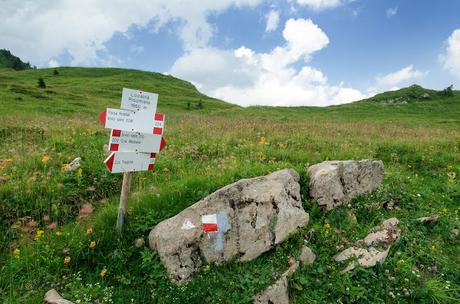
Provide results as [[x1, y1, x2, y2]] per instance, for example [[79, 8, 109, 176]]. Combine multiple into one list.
[[149, 169, 309, 283], [298, 245, 316, 265], [308, 160, 384, 211], [334, 218, 400, 272], [44, 289, 74, 304], [416, 215, 439, 224], [254, 277, 289, 304]]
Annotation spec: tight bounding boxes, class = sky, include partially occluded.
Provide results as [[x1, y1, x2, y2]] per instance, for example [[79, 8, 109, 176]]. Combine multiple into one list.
[[1, 0, 460, 107]]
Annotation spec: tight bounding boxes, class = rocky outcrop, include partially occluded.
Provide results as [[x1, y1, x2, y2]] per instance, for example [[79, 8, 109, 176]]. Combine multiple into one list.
[[308, 160, 384, 211], [334, 218, 400, 272], [149, 169, 309, 283], [44, 289, 74, 304]]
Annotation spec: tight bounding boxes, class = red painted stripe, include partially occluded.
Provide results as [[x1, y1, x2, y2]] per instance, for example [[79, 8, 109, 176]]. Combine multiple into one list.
[[98, 110, 107, 126], [202, 223, 218, 233], [155, 113, 164, 121], [105, 153, 115, 172], [150, 153, 156, 158], [153, 127, 162, 135], [160, 138, 166, 151], [148, 164, 154, 170], [111, 129, 121, 137], [110, 144, 119, 151]]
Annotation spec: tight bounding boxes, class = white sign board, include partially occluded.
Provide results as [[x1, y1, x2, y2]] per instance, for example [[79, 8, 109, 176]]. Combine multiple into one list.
[[104, 151, 156, 173], [109, 130, 162, 153], [121, 88, 158, 114], [102, 108, 156, 134]]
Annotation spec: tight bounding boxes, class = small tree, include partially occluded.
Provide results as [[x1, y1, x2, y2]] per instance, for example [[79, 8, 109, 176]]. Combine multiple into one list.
[[37, 77, 46, 89], [186, 101, 191, 110], [53, 69, 59, 76], [196, 99, 203, 109]]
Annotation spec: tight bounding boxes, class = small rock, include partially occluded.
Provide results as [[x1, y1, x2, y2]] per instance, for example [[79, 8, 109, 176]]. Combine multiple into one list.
[[334, 218, 400, 272], [63, 157, 81, 173], [134, 238, 145, 248], [44, 289, 74, 304], [78, 203, 94, 219], [298, 245, 316, 265], [452, 228, 459, 237], [253, 277, 289, 304], [308, 160, 384, 211], [47, 222, 58, 230], [417, 215, 439, 224]]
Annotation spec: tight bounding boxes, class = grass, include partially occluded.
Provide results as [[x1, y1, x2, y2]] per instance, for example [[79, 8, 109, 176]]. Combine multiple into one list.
[[0, 67, 459, 303]]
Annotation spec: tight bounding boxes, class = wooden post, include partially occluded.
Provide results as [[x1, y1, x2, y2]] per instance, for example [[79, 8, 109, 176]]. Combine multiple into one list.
[[116, 172, 132, 232]]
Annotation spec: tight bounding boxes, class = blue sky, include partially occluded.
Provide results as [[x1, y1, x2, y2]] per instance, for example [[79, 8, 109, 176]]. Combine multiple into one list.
[[2, 0, 460, 106]]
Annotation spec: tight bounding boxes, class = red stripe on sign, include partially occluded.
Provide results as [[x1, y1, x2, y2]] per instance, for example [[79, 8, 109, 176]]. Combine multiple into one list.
[[110, 144, 119, 151], [153, 127, 162, 135], [160, 138, 166, 151], [98, 110, 107, 126], [202, 223, 218, 233], [150, 153, 156, 158], [104, 153, 115, 172], [111, 129, 121, 137], [148, 164, 154, 170], [155, 113, 164, 121]]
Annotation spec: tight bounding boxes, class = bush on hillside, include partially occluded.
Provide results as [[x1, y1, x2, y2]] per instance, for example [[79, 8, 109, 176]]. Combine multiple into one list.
[[37, 77, 46, 89]]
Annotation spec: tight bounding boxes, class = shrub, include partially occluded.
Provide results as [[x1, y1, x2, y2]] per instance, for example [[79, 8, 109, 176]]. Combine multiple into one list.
[[38, 77, 46, 89]]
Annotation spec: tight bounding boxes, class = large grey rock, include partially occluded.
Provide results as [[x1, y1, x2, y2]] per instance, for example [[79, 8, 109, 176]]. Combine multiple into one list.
[[308, 160, 384, 211], [149, 169, 309, 283], [334, 217, 400, 272], [44, 289, 74, 304]]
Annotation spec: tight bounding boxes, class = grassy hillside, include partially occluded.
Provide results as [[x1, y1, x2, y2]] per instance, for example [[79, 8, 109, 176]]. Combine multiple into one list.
[[0, 67, 459, 303], [0, 50, 32, 70]]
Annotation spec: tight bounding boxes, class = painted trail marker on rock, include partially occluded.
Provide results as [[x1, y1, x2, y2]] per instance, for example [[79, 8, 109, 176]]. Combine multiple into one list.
[[98, 88, 166, 232]]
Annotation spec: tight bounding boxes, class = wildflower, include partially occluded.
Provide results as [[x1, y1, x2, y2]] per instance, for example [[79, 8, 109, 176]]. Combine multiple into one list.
[[86, 227, 93, 235], [431, 245, 436, 251], [258, 136, 265, 145], [55, 231, 62, 237], [442, 208, 448, 214], [34, 229, 44, 241], [163, 167, 170, 173], [204, 265, 211, 272], [13, 248, 20, 259], [89, 241, 96, 249], [0, 165, 4, 170], [324, 223, 331, 229], [100, 268, 107, 278], [41, 156, 51, 163], [64, 256, 71, 264], [279, 143, 286, 149], [3, 158, 13, 163]]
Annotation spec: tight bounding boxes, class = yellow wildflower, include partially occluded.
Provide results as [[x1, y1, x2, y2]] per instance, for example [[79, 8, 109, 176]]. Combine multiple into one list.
[[89, 241, 96, 249], [431, 245, 436, 251], [278, 143, 286, 149], [3, 158, 13, 163], [13, 248, 20, 259], [100, 268, 107, 278], [64, 256, 71, 264], [55, 231, 62, 237], [324, 223, 331, 229], [41, 156, 51, 163], [258, 136, 266, 145], [442, 208, 448, 214], [86, 227, 93, 235], [34, 229, 44, 241], [0, 165, 5, 170]]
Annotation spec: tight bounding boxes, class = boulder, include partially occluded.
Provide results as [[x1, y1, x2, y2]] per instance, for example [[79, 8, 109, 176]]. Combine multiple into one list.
[[308, 160, 384, 211], [334, 218, 400, 272], [298, 245, 316, 265], [149, 169, 309, 283], [254, 277, 289, 304], [44, 289, 74, 304]]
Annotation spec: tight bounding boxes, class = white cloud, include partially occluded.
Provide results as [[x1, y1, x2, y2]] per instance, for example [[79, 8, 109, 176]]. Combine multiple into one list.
[[170, 18, 366, 106], [130, 45, 144, 54], [265, 10, 280, 33], [441, 29, 460, 79], [376, 65, 428, 87], [0, 0, 261, 66], [296, 0, 342, 10], [48, 59, 60, 68], [386, 7, 398, 18]]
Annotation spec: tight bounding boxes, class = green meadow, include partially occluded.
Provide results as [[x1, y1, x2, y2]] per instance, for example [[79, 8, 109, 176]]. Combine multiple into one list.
[[0, 67, 459, 303]]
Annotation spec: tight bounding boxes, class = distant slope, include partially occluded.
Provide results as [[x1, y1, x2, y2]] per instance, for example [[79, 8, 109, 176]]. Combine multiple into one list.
[[0, 67, 237, 125], [0, 49, 32, 70], [361, 84, 455, 104]]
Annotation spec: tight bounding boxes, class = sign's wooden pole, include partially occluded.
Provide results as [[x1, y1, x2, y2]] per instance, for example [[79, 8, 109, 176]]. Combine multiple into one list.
[[116, 171, 132, 232]]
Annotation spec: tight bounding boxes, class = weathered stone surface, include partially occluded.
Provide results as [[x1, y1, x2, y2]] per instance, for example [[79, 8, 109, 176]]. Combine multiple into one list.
[[417, 215, 439, 224], [298, 245, 316, 265], [149, 169, 309, 283], [254, 259, 299, 304], [334, 218, 400, 272], [308, 160, 384, 211], [44, 289, 74, 304]]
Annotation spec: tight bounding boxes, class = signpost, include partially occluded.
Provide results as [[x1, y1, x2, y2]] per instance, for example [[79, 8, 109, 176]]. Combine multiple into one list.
[[98, 88, 166, 232]]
